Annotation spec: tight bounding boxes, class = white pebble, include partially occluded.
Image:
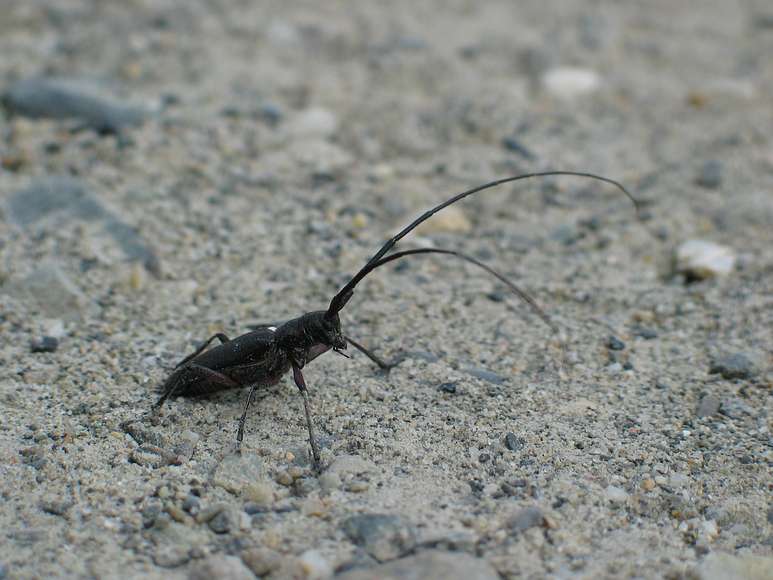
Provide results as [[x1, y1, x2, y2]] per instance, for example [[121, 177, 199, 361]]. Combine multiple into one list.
[[297, 550, 332, 579], [675, 239, 736, 279], [606, 485, 629, 503], [288, 108, 338, 138], [542, 67, 601, 99]]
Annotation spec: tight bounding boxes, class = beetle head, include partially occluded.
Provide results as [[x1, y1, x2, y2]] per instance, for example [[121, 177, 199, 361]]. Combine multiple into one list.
[[314, 310, 346, 351]]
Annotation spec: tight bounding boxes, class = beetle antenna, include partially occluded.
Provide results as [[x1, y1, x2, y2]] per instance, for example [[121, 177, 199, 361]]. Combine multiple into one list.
[[327, 171, 638, 316], [364, 247, 558, 334]]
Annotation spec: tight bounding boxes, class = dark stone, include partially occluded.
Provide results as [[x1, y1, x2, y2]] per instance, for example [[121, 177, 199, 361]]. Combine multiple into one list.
[[709, 353, 758, 380], [633, 327, 658, 340], [694, 160, 723, 189], [341, 514, 417, 562], [504, 433, 525, 451], [2, 77, 146, 133], [501, 136, 536, 160], [606, 336, 626, 351], [30, 336, 59, 353], [438, 382, 457, 394]]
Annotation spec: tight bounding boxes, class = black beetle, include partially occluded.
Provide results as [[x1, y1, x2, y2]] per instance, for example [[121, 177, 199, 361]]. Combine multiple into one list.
[[154, 171, 638, 464]]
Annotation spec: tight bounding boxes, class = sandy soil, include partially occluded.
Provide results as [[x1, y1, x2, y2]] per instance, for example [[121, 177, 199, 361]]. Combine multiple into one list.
[[1, 1, 772, 578]]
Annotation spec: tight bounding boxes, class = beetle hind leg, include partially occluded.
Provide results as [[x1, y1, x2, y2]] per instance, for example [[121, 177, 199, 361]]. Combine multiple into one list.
[[154, 364, 241, 410]]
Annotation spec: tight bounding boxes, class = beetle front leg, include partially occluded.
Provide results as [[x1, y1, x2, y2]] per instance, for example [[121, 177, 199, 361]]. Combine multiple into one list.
[[291, 364, 321, 466], [344, 335, 397, 371]]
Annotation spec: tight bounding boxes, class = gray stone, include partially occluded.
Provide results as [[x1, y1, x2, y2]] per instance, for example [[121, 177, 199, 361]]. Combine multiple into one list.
[[212, 453, 267, 495], [2, 77, 147, 133], [337, 550, 499, 580], [208, 509, 235, 534], [341, 514, 417, 562], [6, 177, 160, 275], [697, 552, 773, 580], [697, 395, 721, 417], [327, 455, 376, 476], [505, 433, 525, 451], [241, 547, 282, 577], [189, 555, 255, 580], [694, 160, 723, 190], [153, 545, 190, 568], [709, 353, 759, 380], [508, 506, 545, 533], [463, 367, 505, 385]]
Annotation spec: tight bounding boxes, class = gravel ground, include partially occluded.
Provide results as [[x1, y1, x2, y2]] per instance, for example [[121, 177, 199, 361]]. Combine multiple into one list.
[[1, 1, 772, 578]]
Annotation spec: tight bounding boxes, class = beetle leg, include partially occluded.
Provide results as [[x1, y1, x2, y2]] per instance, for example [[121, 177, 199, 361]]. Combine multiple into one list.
[[344, 335, 396, 371], [291, 364, 321, 466], [155, 364, 240, 410], [175, 333, 231, 368], [236, 384, 258, 447]]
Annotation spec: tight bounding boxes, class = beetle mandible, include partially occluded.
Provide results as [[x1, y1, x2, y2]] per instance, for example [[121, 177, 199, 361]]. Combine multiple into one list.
[[153, 171, 639, 465]]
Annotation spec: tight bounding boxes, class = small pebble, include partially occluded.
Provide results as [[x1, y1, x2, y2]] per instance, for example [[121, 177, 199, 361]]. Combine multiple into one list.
[[697, 395, 721, 417], [153, 545, 190, 568], [606, 485, 629, 503], [243, 482, 273, 506], [207, 509, 234, 534], [213, 453, 267, 495], [347, 481, 370, 493], [327, 455, 376, 476], [302, 497, 328, 517], [182, 495, 200, 515], [674, 239, 736, 280], [641, 478, 656, 492], [241, 548, 282, 576], [336, 550, 499, 580], [504, 433, 525, 451], [296, 549, 332, 579], [438, 382, 457, 394], [30, 336, 59, 353], [164, 503, 188, 524], [694, 160, 723, 189], [606, 335, 626, 351], [276, 471, 294, 486], [542, 67, 601, 98], [190, 555, 254, 580], [195, 504, 225, 525], [341, 514, 418, 562], [319, 472, 341, 493], [501, 136, 536, 160], [287, 108, 338, 138], [509, 506, 545, 533], [463, 367, 505, 385]]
